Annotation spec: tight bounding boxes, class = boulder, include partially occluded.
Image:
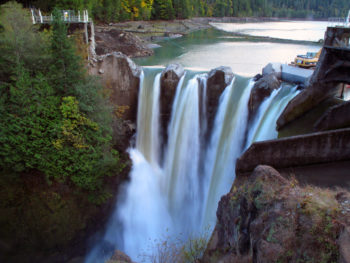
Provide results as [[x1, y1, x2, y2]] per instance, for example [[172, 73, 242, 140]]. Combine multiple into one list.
[[107, 250, 134, 263], [262, 62, 282, 79], [248, 73, 281, 119], [206, 66, 234, 134], [202, 165, 350, 263], [314, 100, 350, 131], [160, 64, 185, 143]]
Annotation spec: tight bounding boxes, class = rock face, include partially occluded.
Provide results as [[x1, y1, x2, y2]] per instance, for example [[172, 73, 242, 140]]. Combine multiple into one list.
[[89, 52, 141, 121], [160, 64, 185, 143], [262, 62, 282, 79], [202, 165, 350, 263], [206, 66, 234, 134], [89, 52, 141, 151], [314, 100, 350, 131], [107, 250, 134, 263], [248, 73, 281, 118], [95, 28, 153, 57]]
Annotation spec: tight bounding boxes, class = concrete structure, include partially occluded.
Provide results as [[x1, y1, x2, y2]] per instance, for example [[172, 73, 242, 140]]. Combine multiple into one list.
[[277, 27, 350, 130], [236, 128, 350, 180], [280, 64, 313, 85]]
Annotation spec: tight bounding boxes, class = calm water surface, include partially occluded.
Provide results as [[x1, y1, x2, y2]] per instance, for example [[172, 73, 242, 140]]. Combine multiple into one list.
[[135, 21, 326, 76], [211, 21, 328, 42]]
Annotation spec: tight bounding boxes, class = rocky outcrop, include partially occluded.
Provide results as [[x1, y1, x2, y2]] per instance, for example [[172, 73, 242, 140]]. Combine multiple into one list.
[[89, 52, 141, 151], [262, 62, 282, 79], [160, 64, 185, 143], [314, 100, 350, 131], [89, 52, 141, 121], [248, 73, 281, 118], [206, 66, 234, 133], [236, 127, 350, 176], [202, 165, 350, 263], [95, 28, 153, 57], [107, 250, 134, 263]]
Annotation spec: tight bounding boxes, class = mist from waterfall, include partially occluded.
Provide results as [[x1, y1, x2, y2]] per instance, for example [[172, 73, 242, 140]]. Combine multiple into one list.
[[85, 68, 300, 263]]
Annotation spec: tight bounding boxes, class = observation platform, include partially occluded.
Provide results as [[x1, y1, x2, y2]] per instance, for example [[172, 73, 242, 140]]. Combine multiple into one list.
[[30, 9, 91, 24]]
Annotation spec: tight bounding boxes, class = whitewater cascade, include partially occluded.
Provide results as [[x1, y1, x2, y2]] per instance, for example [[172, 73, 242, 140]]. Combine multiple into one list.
[[86, 69, 300, 262]]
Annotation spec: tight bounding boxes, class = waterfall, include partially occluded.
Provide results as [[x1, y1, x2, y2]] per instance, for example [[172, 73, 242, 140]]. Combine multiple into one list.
[[136, 72, 161, 166], [86, 69, 300, 263], [246, 84, 300, 147], [162, 75, 201, 235], [202, 77, 254, 228]]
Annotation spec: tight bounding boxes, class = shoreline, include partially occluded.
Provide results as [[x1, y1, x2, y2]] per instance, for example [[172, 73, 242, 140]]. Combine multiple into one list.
[[94, 17, 324, 59]]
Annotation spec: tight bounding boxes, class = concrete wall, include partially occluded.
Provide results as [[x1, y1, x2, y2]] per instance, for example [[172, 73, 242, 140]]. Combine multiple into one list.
[[236, 128, 350, 175]]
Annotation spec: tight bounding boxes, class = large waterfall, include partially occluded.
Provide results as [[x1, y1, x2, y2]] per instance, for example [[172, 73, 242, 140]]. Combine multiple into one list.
[[86, 68, 300, 262]]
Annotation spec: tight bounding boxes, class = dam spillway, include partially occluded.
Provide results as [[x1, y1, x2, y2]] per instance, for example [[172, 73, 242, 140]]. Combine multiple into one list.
[[86, 66, 300, 262]]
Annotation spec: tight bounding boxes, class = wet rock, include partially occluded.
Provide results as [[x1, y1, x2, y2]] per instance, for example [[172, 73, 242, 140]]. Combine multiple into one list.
[[248, 73, 281, 119], [253, 74, 262, 81], [160, 63, 185, 143], [95, 28, 153, 58], [107, 250, 134, 263], [206, 66, 234, 134], [262, 62, 282, 79], [314, 100, 350, 131]]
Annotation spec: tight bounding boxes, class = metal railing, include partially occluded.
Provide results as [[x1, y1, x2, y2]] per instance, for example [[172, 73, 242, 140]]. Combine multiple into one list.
[[328, 17, 348, 27], [31, 9, 91, 24], [328, 10, 350, 27]]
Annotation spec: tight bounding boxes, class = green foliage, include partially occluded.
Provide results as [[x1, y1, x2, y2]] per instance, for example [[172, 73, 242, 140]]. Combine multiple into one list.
[[49, 8, 83, 94], [0, 2, 122, 195], [152, 0, 175, 20], [9, 0, 349, 22]]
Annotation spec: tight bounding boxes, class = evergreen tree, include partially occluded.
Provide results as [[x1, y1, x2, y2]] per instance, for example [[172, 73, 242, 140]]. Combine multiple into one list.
[[49, 8, 83, 95], [151, 0, 174, 20], [173, 0, 191, 19]]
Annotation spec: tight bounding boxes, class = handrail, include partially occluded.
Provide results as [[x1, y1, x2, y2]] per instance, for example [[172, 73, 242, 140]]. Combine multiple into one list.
[[328, 10, 350, 27], [31, 9, 91, 24]]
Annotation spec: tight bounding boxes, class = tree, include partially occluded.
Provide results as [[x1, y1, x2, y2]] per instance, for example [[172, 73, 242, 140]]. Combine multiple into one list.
[[49, 8, 83, 95], [151, 0, 174, 20], [0, 1, 48, 84]]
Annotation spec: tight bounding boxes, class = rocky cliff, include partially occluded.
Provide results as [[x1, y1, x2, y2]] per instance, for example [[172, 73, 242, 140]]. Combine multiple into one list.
[[89, 52, 142, 151], [202, 165, 350, 263]]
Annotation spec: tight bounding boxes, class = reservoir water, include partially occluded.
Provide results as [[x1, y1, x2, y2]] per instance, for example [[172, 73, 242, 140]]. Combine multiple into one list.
[[135, 21, 325, 75]]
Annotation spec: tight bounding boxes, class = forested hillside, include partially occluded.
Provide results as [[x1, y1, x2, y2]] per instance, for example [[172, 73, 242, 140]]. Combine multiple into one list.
[[13, 0, 350, 21]]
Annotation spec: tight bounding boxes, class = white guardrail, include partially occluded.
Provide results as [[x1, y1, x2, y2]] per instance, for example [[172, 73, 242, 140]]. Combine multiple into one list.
[[328, 10, 350, 27], [31, 9, 91, 24]]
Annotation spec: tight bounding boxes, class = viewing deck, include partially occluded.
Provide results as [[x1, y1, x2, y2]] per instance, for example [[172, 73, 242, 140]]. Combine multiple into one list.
[[328, 10, 350, 27], [30, 9, 91, 24]]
